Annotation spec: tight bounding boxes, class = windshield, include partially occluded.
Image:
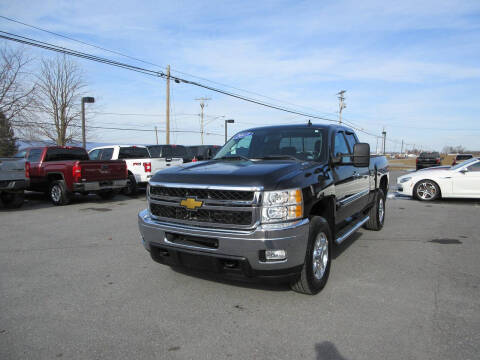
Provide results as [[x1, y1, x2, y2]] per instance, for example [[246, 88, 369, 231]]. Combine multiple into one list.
[[148, 145, 188, 158], [214, 127, 326, 161], [451, 157, 478, 170]]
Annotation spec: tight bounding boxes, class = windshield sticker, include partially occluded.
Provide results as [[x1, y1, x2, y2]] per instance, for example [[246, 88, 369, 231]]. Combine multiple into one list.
[[233, 131, 253, 140]]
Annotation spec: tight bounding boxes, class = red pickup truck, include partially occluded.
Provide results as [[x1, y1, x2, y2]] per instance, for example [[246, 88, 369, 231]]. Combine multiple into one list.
[[20, 146, 128, 205]]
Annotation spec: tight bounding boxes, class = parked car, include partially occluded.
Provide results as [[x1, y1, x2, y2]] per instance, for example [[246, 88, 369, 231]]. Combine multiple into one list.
[[416, 152, 441, 170], [22, 146, 128, 205], [138, 124, 389, 295], [147, 145, 193, 163], [0, 156, 27, 208], [452, 154, 473, 166], [188, 145, 221, 161], [89, 145, 180, 195], [397, 157, 480, 201]]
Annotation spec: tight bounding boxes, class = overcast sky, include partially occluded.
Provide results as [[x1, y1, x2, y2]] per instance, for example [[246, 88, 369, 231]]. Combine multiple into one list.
[[1, 0, 479, 151]]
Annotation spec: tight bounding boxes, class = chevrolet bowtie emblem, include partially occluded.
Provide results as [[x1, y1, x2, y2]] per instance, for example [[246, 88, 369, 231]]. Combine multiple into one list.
[[180, 197, 203, 210]]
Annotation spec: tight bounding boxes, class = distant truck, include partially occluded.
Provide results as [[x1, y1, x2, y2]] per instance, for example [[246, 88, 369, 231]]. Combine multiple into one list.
[[416, 152, 441, 170], [21, 146, 128, 205], [89, 145, 182, 195], [452, 154, 473, 166], [188, 145, 221, 161], [0, 156, 27, 208], [139, 124, 389, 295], [147, 145, 193, 164]]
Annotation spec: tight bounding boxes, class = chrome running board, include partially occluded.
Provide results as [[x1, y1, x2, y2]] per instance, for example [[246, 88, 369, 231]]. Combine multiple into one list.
[[335, 216, 370, 245]]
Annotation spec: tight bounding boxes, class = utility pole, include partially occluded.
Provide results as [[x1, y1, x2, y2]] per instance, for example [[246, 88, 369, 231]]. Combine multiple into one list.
[[155, 126, 158, 145], [195, 97, 211, 145], [81, 96, 95, 149], [375, 136, 379, 154], [166, 65, 170, 144], [337, 90, 346, 124], [401, 140, 404, 154], [382, 128, 387, 155]]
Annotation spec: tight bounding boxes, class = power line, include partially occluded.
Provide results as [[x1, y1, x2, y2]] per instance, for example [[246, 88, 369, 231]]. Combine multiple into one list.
[[11, 120, 224, 136], [0, 15, 344, 121], [1, 29, 413, 146]]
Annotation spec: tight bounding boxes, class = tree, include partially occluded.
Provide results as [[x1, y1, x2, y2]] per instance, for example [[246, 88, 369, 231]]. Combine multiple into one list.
[[35, 55, 86, 145], [0, 45, 36, 129], [0, 111, 17, 156]]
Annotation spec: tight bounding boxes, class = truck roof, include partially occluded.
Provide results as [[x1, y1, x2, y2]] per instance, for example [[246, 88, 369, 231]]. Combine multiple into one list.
[[242, 123, 355, 133], [89, 144, 148, 150]]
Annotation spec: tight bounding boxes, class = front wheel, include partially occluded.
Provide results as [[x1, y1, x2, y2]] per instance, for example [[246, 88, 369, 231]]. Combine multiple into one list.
[[364, 189, 385, 231], [290, 217, 332, 295], [413, 180, 440, 201], [1, 191, 25, 209]]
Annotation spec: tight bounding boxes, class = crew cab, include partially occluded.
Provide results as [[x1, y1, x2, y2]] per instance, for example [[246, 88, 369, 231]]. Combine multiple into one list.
[[0, 156, 27, 208], [89, 145, 176, 195], [138, 124, 389, 294], [23, 146, 128, 205]]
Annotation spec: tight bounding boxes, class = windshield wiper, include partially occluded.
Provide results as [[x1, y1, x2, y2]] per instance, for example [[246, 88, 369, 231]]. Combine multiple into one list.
[[254, 155, 300, 161], [214, 155, 251, 161]]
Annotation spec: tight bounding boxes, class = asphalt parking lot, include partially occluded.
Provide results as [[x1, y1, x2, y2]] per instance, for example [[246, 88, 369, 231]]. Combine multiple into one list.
[[1, 170, 479, 360]]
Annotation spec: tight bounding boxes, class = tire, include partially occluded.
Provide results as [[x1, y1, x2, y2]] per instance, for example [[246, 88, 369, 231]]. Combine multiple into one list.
[[49, 180, 71, 206], [290, 217, 332, 295], [413, 180, 440, 201], [98, 190, 116, 200], [1, 191, 25, 209], [122, 174, 137, 196], [364, 189, 385, 231]]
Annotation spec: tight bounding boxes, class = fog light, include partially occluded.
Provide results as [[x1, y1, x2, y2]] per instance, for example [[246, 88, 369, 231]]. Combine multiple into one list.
[[265, 249, 287, 261]]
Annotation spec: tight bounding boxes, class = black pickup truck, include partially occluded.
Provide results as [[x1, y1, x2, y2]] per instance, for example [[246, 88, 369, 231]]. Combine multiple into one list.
[[138, 124, 389, 294]]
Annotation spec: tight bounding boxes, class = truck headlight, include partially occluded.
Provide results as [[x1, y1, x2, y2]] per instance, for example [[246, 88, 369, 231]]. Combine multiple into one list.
[[261, 188, 303, 223], [399, 177, 411, 183]]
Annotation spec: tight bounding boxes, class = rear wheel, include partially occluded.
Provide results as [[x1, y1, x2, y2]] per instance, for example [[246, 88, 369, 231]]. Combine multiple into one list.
[[290, 217, 332, 295], [123, 174, 137, 196], [50, 180, 70, 206], [364, 189, 385, 231], [413, 180, 440, 201], [1, 191, 25, 209]]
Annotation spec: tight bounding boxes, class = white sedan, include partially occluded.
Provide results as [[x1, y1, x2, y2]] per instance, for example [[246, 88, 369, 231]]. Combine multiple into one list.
[[397, 157, 480, 201]]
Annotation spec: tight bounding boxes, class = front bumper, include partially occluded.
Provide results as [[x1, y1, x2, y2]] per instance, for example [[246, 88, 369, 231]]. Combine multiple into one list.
[[73, 179, 128, 192], [396, 179, 414, 196], [138, 209, 310, 279]]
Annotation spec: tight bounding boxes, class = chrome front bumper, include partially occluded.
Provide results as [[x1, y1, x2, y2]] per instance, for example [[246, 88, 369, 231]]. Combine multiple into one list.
[[138, 209, 310, 273]]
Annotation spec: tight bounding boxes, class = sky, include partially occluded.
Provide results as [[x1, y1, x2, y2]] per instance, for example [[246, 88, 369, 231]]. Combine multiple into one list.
[[1, 0, 479, 151]]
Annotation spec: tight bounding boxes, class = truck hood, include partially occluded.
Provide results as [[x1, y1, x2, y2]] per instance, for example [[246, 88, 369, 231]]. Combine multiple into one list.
[[150, 159, 310, 190]]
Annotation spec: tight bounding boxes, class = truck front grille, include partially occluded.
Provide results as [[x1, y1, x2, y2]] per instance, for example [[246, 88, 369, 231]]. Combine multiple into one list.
[[150, 186, 254, 201], [150, 203, 252, 226]]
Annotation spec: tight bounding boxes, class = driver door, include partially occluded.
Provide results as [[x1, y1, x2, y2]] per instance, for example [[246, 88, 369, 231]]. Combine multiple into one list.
[[452, 161, 480, 197]]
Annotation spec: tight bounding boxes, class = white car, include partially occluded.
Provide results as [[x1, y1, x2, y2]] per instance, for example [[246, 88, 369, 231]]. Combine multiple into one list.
[[397, 157, 480, 201], [89, 145, 182, 195]]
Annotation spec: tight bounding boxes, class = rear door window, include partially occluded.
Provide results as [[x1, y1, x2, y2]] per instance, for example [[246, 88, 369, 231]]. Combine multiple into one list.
[[27, 149, 43, 162], [99, 148, 114, 160]]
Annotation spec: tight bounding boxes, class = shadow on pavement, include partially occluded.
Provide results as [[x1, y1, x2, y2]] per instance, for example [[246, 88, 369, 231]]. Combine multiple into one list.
[[0, 191, 145, 212], [332, 232, 362, 260], [315, 341, 349, 360], [169, 266, 291, 292]]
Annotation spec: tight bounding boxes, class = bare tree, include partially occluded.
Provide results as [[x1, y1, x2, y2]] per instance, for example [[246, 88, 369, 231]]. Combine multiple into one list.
[[35, 55, 86, 145], [0, 45, 36, 128]]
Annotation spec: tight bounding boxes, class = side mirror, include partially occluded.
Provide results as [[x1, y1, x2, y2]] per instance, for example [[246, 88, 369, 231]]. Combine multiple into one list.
[[353, 143, 370, 167]]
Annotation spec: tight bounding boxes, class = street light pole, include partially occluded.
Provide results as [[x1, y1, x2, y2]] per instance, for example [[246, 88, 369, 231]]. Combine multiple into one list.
[[224, 119, 234, 143], [81, 96, 95, 149]]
